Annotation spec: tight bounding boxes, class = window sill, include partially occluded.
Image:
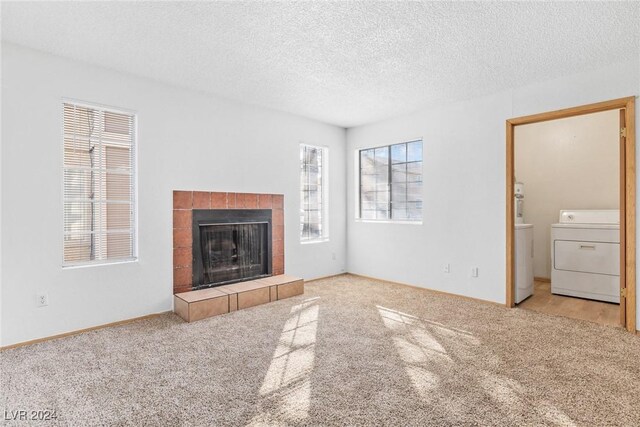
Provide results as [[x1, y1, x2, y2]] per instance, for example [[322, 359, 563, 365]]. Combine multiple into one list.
[[354, 219, 423, 225], [62, 258, 138, 270], [300, 238, 330, 245]]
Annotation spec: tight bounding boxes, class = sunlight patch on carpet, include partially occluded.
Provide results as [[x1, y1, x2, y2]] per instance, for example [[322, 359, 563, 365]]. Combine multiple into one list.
[[248, 298, 320, 425]]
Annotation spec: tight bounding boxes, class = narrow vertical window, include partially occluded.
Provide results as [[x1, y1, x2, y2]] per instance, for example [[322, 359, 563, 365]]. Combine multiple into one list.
[[300, 144, 328, 242], [359, 139, 423, 221], [63, 102, 137, 266]]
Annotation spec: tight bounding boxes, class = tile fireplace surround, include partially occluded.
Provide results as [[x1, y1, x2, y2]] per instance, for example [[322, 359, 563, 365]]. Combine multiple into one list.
[[173, 191, 285, 294]]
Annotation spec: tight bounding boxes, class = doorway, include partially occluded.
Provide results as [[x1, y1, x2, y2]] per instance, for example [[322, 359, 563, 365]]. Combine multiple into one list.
[[506, 97, 636, 332]]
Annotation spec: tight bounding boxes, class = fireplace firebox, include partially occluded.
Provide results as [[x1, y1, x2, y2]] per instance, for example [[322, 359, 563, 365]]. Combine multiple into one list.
[[192, 209, 272, 290]]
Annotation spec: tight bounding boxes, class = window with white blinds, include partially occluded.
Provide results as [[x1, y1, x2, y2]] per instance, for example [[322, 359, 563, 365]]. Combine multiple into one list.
[[63, 102, 137, 266], [300, 144, 328, 242]]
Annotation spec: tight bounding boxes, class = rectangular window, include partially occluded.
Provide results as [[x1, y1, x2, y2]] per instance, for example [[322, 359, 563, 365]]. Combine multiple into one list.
[[359, 140, 423, 221], [300, 144, 328, 242], [63, 101, 137, 266]]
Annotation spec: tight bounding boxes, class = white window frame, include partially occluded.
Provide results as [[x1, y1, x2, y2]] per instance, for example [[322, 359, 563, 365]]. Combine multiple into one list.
[[300, 143, 329, 243], [356, 139, 423, 224], [62, 99, 138, 268]]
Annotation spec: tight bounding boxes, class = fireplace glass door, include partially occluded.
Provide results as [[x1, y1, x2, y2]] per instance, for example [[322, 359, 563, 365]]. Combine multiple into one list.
[[199, 222, 269, 285]]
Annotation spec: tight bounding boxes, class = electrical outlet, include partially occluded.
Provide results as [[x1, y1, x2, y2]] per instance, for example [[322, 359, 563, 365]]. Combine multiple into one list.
[[471, 267, 479, 278], [36, 293, 49, 307], [332, 252, 337, 261], [443, 263, 450, 273]]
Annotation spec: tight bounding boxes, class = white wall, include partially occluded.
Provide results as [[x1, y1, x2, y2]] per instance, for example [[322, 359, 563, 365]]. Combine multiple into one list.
[[515, 110, 620, 278], [2, 44, 639, 346], [346, 59, 639, 326], [0, 43, 347, 347]]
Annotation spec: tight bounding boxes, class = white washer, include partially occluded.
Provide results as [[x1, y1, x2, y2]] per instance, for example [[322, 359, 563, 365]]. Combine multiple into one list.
[[551, 210, 619, 303], [515, 223, 534, 304]]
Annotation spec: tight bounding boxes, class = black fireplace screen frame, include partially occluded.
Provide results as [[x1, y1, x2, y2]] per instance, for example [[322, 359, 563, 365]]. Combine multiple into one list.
[[192, 209, 272, 290]]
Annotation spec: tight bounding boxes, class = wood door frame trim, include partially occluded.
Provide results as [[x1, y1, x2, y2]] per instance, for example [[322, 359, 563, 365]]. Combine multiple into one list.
[[506, 96, 636, 333]]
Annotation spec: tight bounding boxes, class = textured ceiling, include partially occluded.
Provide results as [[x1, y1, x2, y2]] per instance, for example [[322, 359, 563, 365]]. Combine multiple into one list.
[[2, 1, 639, 128]]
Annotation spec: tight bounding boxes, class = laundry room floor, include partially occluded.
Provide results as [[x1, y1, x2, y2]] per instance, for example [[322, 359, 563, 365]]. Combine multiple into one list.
[[518, 280, 620, 327]]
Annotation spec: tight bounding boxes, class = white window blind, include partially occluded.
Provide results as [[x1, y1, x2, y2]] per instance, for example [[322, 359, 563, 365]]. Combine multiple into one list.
[[300, 144, 328, 242], [359, 140, 423, 221], [63, 102, 137, 266]]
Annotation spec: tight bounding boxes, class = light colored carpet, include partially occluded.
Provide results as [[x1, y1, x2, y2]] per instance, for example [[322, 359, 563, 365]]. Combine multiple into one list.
[[1, 274, 639, 426]]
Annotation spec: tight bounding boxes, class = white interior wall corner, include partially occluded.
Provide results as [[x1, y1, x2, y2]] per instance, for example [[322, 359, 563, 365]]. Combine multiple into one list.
[[0, 43, 347, 347], [1, 42, 639, 346], [346, 58, 639, 315]]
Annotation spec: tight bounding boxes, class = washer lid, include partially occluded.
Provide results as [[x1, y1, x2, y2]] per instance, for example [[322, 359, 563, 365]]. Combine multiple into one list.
[[559, 209, 619, 224]]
